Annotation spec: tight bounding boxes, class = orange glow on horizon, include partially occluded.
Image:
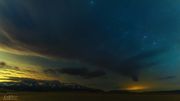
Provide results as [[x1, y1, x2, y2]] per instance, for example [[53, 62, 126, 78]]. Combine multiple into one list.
[[125, 85, 148, 91]]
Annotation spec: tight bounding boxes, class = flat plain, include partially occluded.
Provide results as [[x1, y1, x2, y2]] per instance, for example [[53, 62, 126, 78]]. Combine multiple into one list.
[[0, 92, 180, 101]]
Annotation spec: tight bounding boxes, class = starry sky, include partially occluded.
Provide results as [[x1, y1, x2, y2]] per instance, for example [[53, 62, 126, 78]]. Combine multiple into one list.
[[0, 0, 180, 91]]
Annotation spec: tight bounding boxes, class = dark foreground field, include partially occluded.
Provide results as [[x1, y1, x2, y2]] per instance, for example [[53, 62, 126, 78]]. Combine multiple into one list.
[[0, 92, 180, 101]]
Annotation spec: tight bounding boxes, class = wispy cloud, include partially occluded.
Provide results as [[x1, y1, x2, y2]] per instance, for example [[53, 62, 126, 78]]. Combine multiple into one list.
[[0, 61, 55, 82]]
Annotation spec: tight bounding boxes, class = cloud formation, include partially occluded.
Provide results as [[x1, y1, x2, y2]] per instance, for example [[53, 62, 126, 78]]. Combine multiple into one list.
[[0, 61, 54, 82], [0, 0, 172, 82], [0, 61, 19, 70], [44, 67, 106, 79]]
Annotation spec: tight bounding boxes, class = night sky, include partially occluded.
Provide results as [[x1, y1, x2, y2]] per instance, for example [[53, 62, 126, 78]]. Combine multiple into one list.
[[0, 0, 180, 91]]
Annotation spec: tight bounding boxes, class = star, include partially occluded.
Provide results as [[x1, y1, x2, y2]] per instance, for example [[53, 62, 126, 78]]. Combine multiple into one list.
[[153, 41, 157, 45], [89, 0, 95, 5], [90, 0, 95, 4], [143, 35, 148, 39]]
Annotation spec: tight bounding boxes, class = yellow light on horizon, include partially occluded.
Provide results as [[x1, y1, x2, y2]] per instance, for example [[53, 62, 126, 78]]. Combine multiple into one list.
[[126, 85, 148, 91]]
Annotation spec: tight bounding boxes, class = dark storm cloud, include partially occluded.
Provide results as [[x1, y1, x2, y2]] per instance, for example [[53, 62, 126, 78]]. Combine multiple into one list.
[[44, 67, 106, 79], [61, 68, 106, 79], [0, 0, 172, 81]]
